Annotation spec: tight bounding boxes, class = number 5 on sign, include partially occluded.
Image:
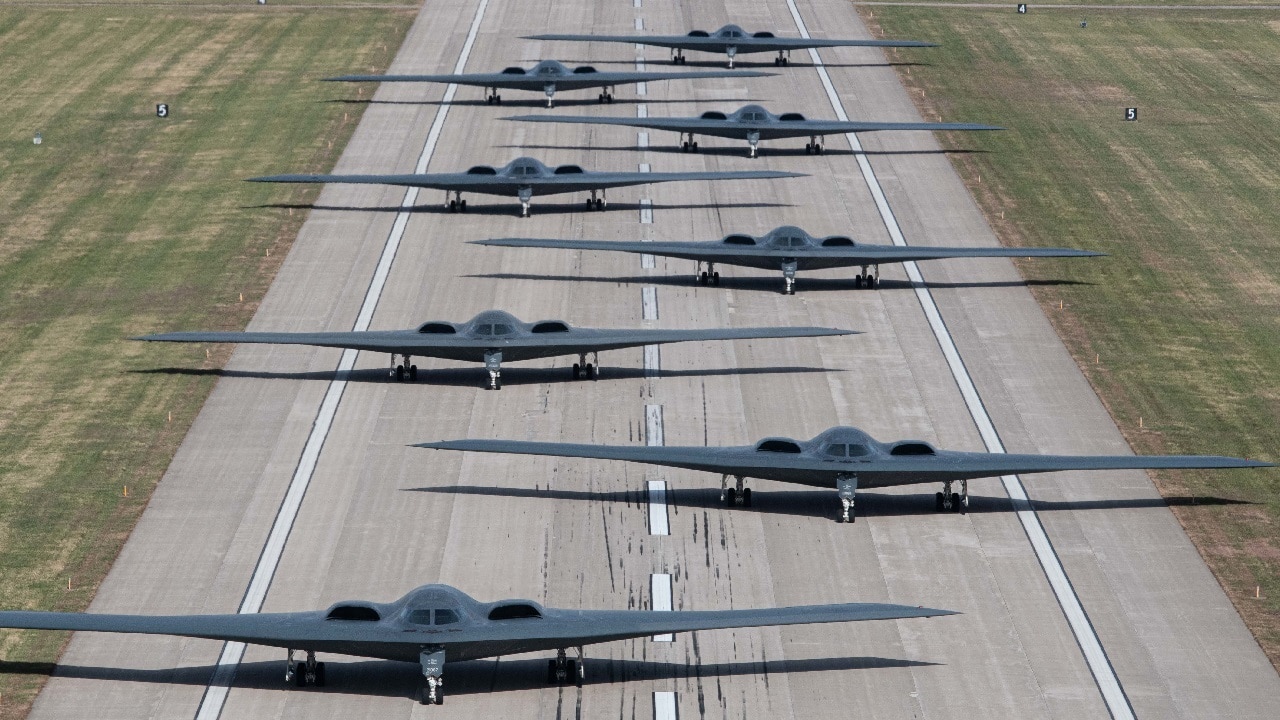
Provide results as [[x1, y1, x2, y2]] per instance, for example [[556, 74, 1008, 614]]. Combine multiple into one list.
[[156, 104, 169, 118], [1125, 107, 1137, 121]]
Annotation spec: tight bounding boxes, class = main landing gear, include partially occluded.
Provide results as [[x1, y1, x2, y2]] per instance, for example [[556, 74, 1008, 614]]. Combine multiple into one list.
[[671, 51, 686, 64], [286, 649, 326, 688], [585, 189, 606, 211], [774, 50, 792, 66], [391, 354, 418, 381], [485, 88, 502, 104], [547, 647, 585, 686], [747, 131, 761, 158], [447, 191, 467, 213], [519, 187, 534, 218], [419, 647, 445, 705], [484, 350, 503, 390], [720, 474, 753, 507], [681, 133, 700, 152], [935, 479, 969, 514], [597, 87, 615, 103], [572, 353, 599, 380], [696, 261, 720, 286], [854, 264, 879, 289], [805, 135, 825, 154]]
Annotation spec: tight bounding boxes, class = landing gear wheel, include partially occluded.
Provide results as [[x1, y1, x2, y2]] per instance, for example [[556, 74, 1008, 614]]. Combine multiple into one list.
[[691, 141, 699, 150], [572, 363, 581, 380], [951, 493, 962, 513], [547, 659, 558, 684], [593, 198, 604, 210], [699, 271, 709, 285], [567, 660, 578, 682], [814, 143, 823, 154], [682, 141, 691, 152], [585, 363, 596, 380], [805, 142, 813, 154], [459, 200, 466, 211], [725, 487, 737, 507], [741, 487, 752, 507], [395, 365, 405, 382], [448, 200, 458, 213], [314, 662, 326, 687], [854, 275, 864, 289], [409, 365, 418, 381], [295, 662, 307, 687], [935, 491, 945, 511], [711, 271, 720, 286]]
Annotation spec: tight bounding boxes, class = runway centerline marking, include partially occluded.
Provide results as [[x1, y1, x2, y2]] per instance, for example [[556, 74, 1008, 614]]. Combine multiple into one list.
[[642, 287, 659, 320], [191, 0, 492, 717], [783, 1, 1134, 718], [654, 690, 678, 720], [651, 572, 674, 641]]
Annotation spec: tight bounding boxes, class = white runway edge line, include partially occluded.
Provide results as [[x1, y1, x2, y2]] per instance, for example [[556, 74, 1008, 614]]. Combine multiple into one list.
[[651, 572, 674, 641], [190, 1, 492, 718], [781, 1, 1135, 718], [654, 690, 678, 720]]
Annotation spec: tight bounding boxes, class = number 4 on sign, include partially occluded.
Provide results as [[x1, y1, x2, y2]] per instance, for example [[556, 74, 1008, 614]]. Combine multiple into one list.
[[1017, 3, 1027, 13], [1125, 107, 1138, 121]]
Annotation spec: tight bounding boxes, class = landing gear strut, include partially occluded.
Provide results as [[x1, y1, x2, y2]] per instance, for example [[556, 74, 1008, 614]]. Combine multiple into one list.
[[419, 647, 445, 705], [519, 187, 533, 218], [747, 130, 761, 158], [781, 260, 798, 295], [720, 474, 752, 507], [935, 479, 968, 513], [485, 88, 502, 104], [572, 352, 599, 380], [696, 261, 720, 286], [805, 135, 824, 154], [586, 188, 606, 210], [287, 649, 325, 687], [547, 647, 585, 686], [774, 50, 792, 65], [836, 473, 858, 523], [681, 133, 700, 152], [597, 86, 615, 103], [447, 190, 467, 213], [671, 51, 686, 64], [854, 264, 879, 289], [484, 350, 503, 390], [391, 354, 418, 381]]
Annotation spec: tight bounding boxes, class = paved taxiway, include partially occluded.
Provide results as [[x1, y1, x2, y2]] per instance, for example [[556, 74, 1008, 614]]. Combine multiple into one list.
[[26, 0, 1280, 718]]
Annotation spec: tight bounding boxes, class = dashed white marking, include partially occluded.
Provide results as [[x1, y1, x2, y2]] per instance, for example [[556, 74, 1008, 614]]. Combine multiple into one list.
[[637, 81, 647, 96], [634, 0, 642, 8], [654, 691, 678, 720], [643, 344, 660, 376], [640, 200, 653, 226], [637, 104, 648, 119], [645, 404, 664, 446], [783, 1, 1134, 717], [642, 286, 658, 320], [651, 572, 673, 641], [192, 0, 493, 717], [638, 131, 649, 148], [639, 162, 650, 173], [647, 480, 669, 535], [635, 17, 643, 30]]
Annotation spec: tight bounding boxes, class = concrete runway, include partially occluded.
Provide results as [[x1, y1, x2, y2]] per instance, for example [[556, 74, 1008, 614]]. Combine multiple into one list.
[[24, 0, 1280, 718]]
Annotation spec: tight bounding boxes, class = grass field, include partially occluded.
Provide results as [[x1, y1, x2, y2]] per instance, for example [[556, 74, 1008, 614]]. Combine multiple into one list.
[[0, 3, 415, 716], [862, 5, 1280, 663]]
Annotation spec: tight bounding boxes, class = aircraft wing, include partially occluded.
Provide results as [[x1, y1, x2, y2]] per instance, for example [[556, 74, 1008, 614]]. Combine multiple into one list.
[[539, 602, 955, 645], [564, 169, 803, 192], [913, 451, 1275, 479], [323, 72, 560, 90], [504, 115, 725, 133], [782, 120, 1003, 135], [135, 330, 417, 353], [546, 326, 856, 355], [472, 238, 1104, 264], [524, 34, 936, 52], [0, 610, 358, 649], [246, 172, 500, 192], [417, 439, 786, 476]]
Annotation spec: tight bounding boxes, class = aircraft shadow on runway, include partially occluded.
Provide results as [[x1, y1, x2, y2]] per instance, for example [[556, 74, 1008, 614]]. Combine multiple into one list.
[[466, 272, 1092, 294], [501, 143, 989, 159], [409, 484, 1249, 521], [245, 200, 791, 215], [0, 654, 935, 700], [129, 365, 835, 387]]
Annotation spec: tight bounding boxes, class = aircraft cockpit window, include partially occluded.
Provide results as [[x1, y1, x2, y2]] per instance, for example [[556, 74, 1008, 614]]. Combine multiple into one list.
[[475, 324, 494, 336], [537, 66, 558, 75], [847, 444, 871, 457], [408, 609, 433, 625], [492, 324, 514, 336], [434, 609, 460, 625], [825, 444, 847, 457]]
